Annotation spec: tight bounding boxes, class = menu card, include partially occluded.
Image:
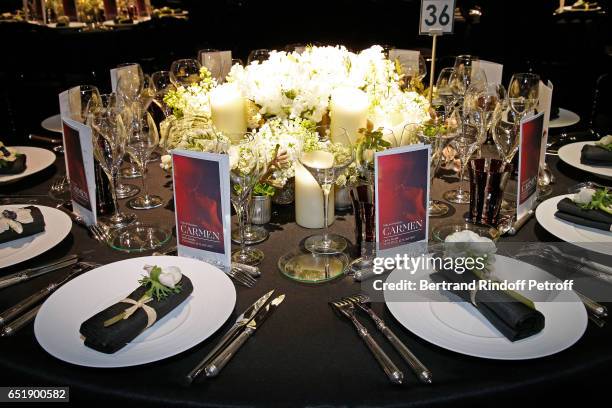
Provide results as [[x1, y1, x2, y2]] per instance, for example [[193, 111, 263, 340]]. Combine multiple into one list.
[[199, 50, 232, 83], [538, 80, 554, 166], [517, 112, 545, 221], [172, 150, 231, 269], [375, 144, 430, 252], [477, 60, 503, 85], [59, 87, 97, 226]]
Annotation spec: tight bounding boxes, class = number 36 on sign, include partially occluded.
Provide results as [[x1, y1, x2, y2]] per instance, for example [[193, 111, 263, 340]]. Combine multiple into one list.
[[419, 0, 456, 35]]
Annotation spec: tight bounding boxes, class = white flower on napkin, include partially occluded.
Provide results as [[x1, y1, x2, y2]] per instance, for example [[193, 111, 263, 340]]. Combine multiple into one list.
[[0, 208, 34, 234], [573, 187, 596, 205], [444, 230, 497, 271], [597, 135, 612, 145], [158, 266, 183, 289]]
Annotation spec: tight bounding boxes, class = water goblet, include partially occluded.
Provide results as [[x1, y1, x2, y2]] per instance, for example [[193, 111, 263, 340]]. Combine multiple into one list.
[[443, 125, 480, 204], [434, 67, 456, 117], [508, 73, 540, 124], [169, 59, 202, 87]]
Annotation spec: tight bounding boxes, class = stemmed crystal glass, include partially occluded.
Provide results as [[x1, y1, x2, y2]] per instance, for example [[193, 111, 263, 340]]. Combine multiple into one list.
[[150, 71, 175, 118], [125, 110, 164, 210], [298, 146, 354, 254], [169, 59, 202, 87], [231, 199, 269, 245], [77, 85, 102, 123], [247, 49, 271, 64], [442, 124, 480, 204], [492, 102, 520, 164], [89, 93, 136, 228], [418, 121, 458, 217], [464, 83, 506, 154], [230, 136, 267, 265], [508, 73, 540, 125], [434, 67, 456, 118]]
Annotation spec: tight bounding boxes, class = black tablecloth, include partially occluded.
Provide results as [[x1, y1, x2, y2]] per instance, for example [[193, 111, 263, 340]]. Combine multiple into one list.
[[1, 145, 612, 407]]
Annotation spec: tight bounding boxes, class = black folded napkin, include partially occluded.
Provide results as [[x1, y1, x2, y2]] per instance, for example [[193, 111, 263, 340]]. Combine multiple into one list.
[[430, 267, 545, 342], [0, 206, 46, 245], [79, 276, 194, 354], [555, 197, 612, 232], [580, 144, 612, 166], [0, 154, 26, 175]]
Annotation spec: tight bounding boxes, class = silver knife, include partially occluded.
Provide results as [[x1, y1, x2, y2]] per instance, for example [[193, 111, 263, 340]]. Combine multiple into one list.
[[0, 254, 79, 290], [205, 294, 285, 377], [183, 289, 275, 385], [0, 305, 42, 337], [0, 262, 96, 327]]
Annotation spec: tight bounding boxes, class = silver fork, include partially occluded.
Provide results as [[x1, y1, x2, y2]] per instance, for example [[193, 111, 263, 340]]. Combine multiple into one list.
[[330, 299, 404, 385], [226, 266, 256, 288], [50, 176, 68, 195], [89, 224, 110, 244], [345, 294, 432, 384]]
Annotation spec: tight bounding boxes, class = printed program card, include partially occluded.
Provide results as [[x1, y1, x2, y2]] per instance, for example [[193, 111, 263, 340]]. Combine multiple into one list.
[[538, 80, 554, 166], [59, 87, 97, 226], [172, 149, 231, 269], [199, 50, 232, 82], [110, 64, 141, 92], [477, 60, 503, 85], [517, 112, 545, 221], [375, 144, 430, 252]]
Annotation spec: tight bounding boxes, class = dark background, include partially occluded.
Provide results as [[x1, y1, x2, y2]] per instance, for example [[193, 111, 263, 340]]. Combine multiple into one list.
[[0, 0, 610, 143]]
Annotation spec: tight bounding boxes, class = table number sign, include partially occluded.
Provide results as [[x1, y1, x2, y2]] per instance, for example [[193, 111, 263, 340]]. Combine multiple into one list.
[[419, 0, 456, 35], [538, 81, 554, 167], [59, 87, 97, 226], [517, 112, 545, 221], [172, 150, 231, 269], [375, 144, 430, 252]]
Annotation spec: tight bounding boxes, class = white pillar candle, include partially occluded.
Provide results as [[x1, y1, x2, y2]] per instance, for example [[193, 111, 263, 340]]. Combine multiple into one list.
[[210, 84, 247, 143], [295, 152, 335, 229], [330, 88, 369, 146]]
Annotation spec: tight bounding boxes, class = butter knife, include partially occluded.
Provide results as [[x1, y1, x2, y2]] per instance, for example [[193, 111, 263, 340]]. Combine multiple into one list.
[[0, 254, 79, 290], [0, 262, 95, 327], [205, 294, 285, 377], [183, 289, 275, 385]]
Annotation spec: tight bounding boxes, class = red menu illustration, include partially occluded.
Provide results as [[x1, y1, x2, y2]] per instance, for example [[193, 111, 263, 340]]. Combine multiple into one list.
[[63, 122, 92, 211], [517, 112, 544, 220], [172, 150, 231, 268], [375, 145, 430, 251]]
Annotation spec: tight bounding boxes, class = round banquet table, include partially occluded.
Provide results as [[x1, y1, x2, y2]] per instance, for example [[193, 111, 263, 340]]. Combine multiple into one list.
[[0, 144, 611, 407]]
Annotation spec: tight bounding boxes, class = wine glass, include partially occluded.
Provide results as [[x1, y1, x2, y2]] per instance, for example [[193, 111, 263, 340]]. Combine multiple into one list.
[[125, 110, 164, 210], [491, 103, 520, 164], [89, 93, 136, 228], [434, 67, 456, 118], [150, 70, 175, 118], [247, 49, 271, 64], [508, 73, 539, 121], [169, 59, 201, 87], [298, 146, 354, 254], [464, 83, 506, 153], [77, 85, 101, 123], [418, 122, 458, 217], [443, 124, 480, 204], [230, 136, 267, 265]]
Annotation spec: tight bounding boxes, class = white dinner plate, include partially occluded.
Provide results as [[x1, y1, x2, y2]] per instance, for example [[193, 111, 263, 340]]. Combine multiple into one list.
[[35, 256, 236, 368], [536, 194, 612, 256], [41, 114, 62, 133], [558, 141, 612, 180], [0, 205, 72, 269], [549, 108, 580, 129], [46, 22, 87, 29], [0, 146, 56, 184], [386, 256, 587, 360]]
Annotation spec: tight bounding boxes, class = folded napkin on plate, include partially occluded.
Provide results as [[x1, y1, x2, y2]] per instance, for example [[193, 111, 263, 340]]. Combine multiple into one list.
[[555, 197, 612, 231], [580, 144, 612, 166], [0, 154, 26, 175], [430, 267, 545, 342], [0, 206, 45, 245], [79, 276, 193, 354]]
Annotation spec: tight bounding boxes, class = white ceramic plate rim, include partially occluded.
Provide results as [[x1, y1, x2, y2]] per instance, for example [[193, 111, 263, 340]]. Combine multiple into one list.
[[34, 256, 236, 368], [536, 194, 612, 255], [558, 141, 612, 180], [0, 205, 72, 269], [549, 108, 580, 128], [0, 146, 56, 184], [41, 114, 62, 133], [385, 256, 587, 360]]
